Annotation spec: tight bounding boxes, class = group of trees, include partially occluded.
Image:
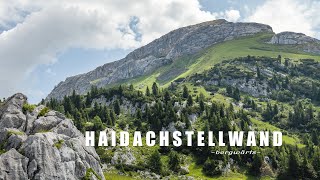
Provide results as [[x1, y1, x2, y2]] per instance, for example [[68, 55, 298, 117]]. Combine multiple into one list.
[[226, 86, 241, 101], [44, 77, 320, 179]]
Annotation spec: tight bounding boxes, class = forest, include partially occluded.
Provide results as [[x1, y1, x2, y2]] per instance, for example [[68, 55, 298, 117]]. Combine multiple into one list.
[[42, 56, 320, 179]]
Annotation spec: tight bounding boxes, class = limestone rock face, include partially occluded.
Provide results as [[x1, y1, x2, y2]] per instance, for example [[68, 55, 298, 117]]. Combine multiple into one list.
[[0, 93, 104, 180], [47, 19, 273, 100], [0, 149, 29, 180], [269, 32, 319, 45], [269, 32, 320, 54]]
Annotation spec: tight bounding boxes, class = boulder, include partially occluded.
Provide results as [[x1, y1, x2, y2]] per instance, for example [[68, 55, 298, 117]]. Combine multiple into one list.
[[0, 93, 105, 179]]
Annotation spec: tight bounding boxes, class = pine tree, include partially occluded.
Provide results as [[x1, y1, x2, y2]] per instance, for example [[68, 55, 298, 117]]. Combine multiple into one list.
[[164, 91, 170, 103], [93, 116, 104, 131], [288, 150, 300, 178], [113, 99, 121, 115], [277, 54, 282, 63], [183, 85, 189, 98], [226, 86, 233, 96], [200, 99, 205, 112], [285, 58, 290, 67], [152, 82, 159, 96], [146, 86, 151, 96], [233, 88, 240, 101], [148, 150, 162, 174], [250, 154, 263, 176], [168, 151, 180, 172], [109, 109, 116, 125], [129, 84, 134, 90], [257, 66, 261, 79], [187, 95, 193, 106]]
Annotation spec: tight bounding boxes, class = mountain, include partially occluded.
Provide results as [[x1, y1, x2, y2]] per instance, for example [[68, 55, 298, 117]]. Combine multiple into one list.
[[46, 19, 320, 101], [47, 19, 274, 100], [0, 93, 104, 179]]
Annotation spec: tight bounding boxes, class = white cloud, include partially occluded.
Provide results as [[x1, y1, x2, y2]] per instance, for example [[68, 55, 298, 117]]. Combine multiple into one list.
[[46, 68, 56, 76], [246, 0, 320, 38], [223, 9, 241, 22], [0, 0, 217, 98]]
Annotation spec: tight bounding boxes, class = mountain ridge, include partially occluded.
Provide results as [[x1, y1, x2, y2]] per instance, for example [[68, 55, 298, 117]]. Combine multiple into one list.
[[46, 19, 320, 101]]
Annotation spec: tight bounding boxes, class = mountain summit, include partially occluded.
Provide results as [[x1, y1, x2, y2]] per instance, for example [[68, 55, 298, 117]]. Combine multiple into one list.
[[46, 19, 319, 100]]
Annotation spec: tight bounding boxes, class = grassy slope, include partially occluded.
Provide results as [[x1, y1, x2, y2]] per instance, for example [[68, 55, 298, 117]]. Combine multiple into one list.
[[129, 33, 320, 90]]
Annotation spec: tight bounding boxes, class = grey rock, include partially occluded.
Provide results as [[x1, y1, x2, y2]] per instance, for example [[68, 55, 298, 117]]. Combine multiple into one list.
[[0, 93, 27, 131], [180, 166, 190, 175], [111, 147, 136, 165], [269, 31, 320, 54], [0, 93, 105, 180], [0, 149, 29, 180], [47, 19, 273, 100], [269, 31, 319, 45]]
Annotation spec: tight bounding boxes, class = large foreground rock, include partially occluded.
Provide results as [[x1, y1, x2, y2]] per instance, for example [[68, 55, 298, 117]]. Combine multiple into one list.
[[0, 93, 104, 180]]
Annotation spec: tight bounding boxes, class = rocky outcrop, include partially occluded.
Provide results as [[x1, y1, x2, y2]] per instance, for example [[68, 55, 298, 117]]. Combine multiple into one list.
[[0, 93, 104, 180], [269, 32, 320, 54], [47, 19, 273, 100]]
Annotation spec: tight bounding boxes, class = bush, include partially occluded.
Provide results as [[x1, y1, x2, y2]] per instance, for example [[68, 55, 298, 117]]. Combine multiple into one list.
[[202, 158, 222, 176], [96, 147, 113, 164], [82, 168, 102, 180], [22, 103, 36, 114], [148, 150, 163, 175], [54, 139, 64, 149], [38, 107, 49, 117]]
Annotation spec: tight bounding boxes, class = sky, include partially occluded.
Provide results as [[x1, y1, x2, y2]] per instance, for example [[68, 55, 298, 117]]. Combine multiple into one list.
[[0, 0, 319, 103]]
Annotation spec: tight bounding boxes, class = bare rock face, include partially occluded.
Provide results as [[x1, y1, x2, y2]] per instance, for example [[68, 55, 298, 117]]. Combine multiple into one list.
[[47, 19, 273, 100], [0, 149, 29, 180], [269, 32, 320, 54], [269, 32, 319, 45], [0, 93, 104, 180]]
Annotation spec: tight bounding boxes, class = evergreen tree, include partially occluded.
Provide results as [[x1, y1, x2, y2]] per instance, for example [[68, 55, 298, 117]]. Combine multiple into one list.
[[148, 150, 162, 174], [200, 99, 205, 112], [250, 154, 263, 176], [93, 116, 104, 131], [226, 86, 233, 96], [146, 86, 151, 96], [257, 66, 261, 79], [277, 54, 282, 63], [183, 85, 189, 98], [109, 109, 116, 125], [164, 91, 171, 103], [129, 84, 134, 90], [113, 99, 121, 115], [285, 58, 290, 67], [287, 150, 300, 178], [233, 88, 241, 101], [152, 82, 159, 96], [187, 95, 193, 106], [168, 151, 180, 172]]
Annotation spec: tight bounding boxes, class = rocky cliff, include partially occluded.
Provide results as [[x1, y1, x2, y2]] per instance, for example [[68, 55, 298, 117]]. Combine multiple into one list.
[[46, 19, 273, 100], [0, 93, 104, 180], [269, 31, 320, 54]]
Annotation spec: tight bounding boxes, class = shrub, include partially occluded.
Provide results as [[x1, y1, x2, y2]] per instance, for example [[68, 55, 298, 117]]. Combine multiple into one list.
[[54, 139, 64, 149], [22, 103, 36, 114], [82, 168, 102, 180], [38, 107, 49, 117], [8, 130, 24, 136], [202, 158, 222, 176]]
